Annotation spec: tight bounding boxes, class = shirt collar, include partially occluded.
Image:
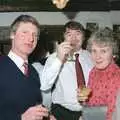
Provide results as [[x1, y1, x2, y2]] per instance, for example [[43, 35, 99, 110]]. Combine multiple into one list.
[[8, 50, 28, 68], [74, 49, 83, 55]]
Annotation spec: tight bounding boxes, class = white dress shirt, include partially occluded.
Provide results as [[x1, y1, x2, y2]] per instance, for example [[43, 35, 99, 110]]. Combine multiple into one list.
[[41, 49, 94, 111], [8, 50, 28, 74], [32, 62, 52, 110]]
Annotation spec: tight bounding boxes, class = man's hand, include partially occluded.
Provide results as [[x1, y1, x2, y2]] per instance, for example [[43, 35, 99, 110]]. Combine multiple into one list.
[[21, 104, 49, 120], [56, 41, 73, 63]]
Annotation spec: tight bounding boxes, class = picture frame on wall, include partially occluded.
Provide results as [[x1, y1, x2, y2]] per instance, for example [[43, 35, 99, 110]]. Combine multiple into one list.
[[86, 22, 99, 33], [113, 24, 120, 40], [113, 24, 120, 33], [113, 24, 120, 67], [0, 26, 10, 41]]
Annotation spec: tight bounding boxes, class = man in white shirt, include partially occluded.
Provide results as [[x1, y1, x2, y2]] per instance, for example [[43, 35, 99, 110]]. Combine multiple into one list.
[[41, 21, 94, 120]]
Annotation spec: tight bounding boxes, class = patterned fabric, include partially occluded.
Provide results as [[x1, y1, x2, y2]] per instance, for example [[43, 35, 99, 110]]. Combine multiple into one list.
[[87, 63, 120, 120]]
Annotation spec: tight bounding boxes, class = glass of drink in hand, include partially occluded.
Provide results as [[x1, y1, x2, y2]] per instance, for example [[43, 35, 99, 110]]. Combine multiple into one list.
[[78, 86, 91, 102], [41, 104, 50, 120], [67, 52, 74, 61], [67, 43, 75, 61]]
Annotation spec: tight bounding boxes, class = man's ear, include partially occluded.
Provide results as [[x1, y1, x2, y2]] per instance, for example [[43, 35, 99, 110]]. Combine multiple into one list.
[[10, 33, 15, 40], [113, 55, 116, 59]]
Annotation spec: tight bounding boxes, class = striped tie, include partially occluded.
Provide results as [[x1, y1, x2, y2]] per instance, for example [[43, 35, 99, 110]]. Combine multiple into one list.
[[23, 62, 29, 77]]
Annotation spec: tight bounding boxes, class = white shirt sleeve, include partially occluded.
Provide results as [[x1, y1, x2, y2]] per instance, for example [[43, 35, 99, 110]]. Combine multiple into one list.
[[32, 62, 44, 78], [41, 53, 62, 91], [32, 62, 52, 109]]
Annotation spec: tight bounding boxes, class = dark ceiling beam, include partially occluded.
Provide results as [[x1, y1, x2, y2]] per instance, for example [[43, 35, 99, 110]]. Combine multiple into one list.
[[63, 0, 110, 11], [0, 0, 119, 12], [110, 1, 120, 10]]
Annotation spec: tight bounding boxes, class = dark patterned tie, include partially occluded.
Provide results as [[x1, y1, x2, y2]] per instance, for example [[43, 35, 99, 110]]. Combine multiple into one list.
[[75, 54, 85, 88], [23, 62, 29, 77]]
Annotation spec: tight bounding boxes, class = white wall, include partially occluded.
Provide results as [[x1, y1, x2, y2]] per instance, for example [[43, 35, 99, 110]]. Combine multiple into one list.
[[0, 12, 68, 26], [74, 12, 111, 28], [110, 11, 120, 24], [0, 11, 120, 28]]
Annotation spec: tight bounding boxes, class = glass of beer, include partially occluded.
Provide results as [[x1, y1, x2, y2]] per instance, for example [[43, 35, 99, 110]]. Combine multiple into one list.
[[78, 86, 91, 102]]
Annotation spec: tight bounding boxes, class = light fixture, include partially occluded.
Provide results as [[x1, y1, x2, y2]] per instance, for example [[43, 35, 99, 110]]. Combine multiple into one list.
[[52, 0, 69, 9]]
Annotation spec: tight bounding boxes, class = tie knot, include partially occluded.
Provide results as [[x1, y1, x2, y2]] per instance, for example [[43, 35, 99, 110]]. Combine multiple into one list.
[[23, 62, 28, 68], [75, 53, 79, 59], [23, 62, 28, 76]]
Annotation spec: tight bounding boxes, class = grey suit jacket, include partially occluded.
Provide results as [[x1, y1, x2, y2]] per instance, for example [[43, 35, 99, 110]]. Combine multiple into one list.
[[112, 91, 120, 120]]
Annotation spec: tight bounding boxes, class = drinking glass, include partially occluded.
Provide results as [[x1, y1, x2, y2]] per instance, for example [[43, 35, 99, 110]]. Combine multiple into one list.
[[41, 104, 50, 120], [67, 52, 74, 61], [78, 86, 91, 102], [67, 44, 75, 61]]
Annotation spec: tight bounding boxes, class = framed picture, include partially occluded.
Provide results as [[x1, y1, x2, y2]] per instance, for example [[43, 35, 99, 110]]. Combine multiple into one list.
[[86, 22, 99, 33], [0, 26, 10, 41], [113, 24, 120, 33], [113, 24, 120, 40]]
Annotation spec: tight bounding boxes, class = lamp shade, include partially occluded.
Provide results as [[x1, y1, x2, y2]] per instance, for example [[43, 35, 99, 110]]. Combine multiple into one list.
[[52, 0, 69, 9]]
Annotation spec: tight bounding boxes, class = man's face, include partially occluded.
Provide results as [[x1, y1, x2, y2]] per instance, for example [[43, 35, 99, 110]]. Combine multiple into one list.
[[11, 22, 38, 59], [64, 28, 83, 51]]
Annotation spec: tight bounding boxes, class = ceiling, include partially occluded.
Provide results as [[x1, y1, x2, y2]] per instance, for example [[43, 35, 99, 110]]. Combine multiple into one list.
[[0, 0, 120, 12]]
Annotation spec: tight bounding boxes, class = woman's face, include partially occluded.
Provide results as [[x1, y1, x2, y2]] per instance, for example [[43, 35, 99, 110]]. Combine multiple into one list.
[[91, 42, 114, 69]]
